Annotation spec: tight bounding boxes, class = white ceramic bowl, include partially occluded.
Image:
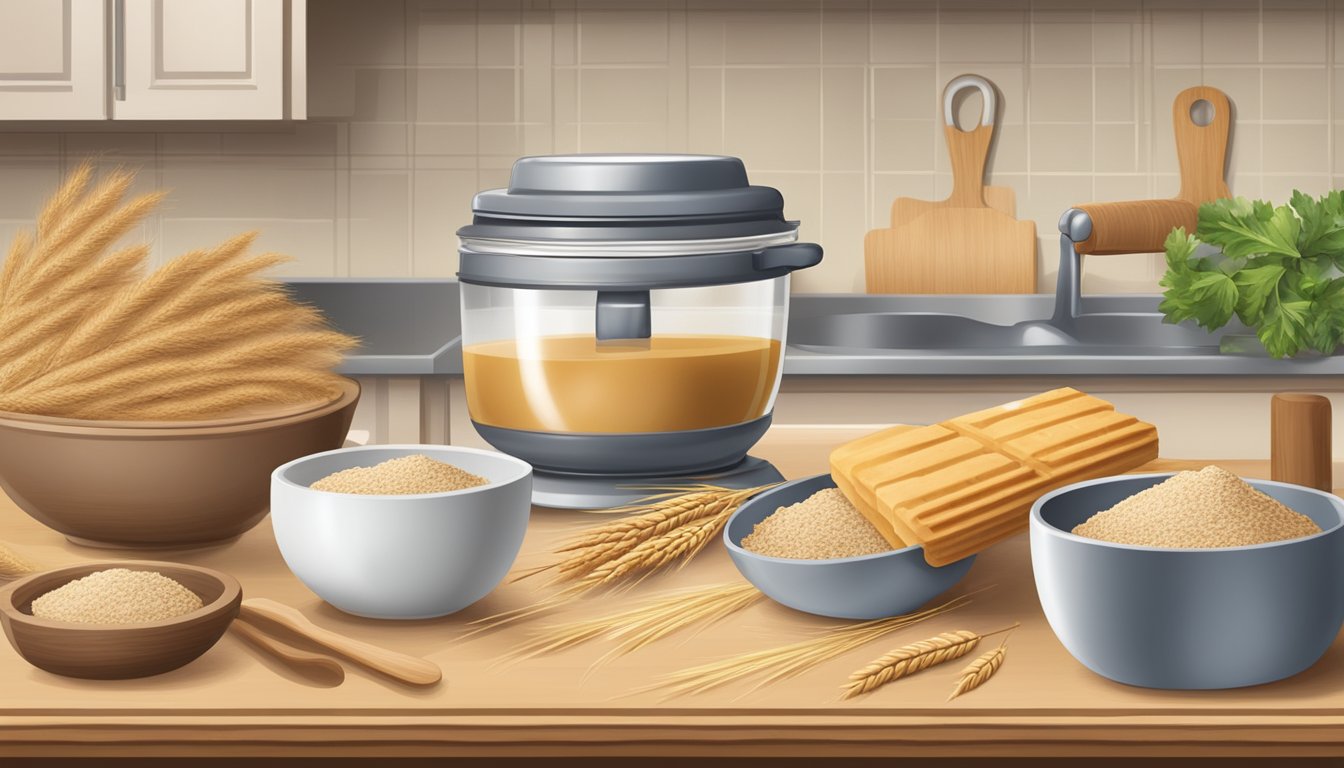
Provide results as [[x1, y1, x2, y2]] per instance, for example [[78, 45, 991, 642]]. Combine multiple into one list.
[[271, 445, 532, 619]]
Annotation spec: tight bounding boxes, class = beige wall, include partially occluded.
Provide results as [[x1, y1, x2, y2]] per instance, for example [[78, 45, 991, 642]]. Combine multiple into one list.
[[0, 0, 1337, 293]]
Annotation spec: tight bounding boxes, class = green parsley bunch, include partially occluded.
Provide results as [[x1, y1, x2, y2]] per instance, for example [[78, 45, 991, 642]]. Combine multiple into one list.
[[1160, 191, 1344, 358]]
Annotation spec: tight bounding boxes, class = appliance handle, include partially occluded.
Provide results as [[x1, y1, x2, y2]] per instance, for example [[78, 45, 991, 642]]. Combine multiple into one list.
[[752, 242, 822, 274]]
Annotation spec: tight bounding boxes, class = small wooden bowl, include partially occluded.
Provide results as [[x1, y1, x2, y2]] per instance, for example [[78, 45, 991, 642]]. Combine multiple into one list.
[[0, 561, 242, 679]]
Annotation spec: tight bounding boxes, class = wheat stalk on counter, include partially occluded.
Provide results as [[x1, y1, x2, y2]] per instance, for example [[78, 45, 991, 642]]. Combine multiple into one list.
[[514, 484, 775, 591], [0, 164, 357, 420], [842, 622, 1019, 700], [463, 485, 775, 638], [641, 589, 985, 699], [948, 640, 1010, 701], [0, 541, 40, 581], [502, 582, 765, 667]]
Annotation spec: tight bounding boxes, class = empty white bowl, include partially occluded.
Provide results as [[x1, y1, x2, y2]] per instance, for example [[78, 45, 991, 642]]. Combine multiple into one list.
[[271, 445, 532, 619]]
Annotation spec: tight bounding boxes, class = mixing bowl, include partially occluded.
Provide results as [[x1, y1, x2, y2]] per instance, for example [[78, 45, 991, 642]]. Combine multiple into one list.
[[0, 378, 360, 548], [271, 445, 532, 619], [724, 474, 976, 620], [1032, 473, 1344, 689], [0, 561, 242, 679]]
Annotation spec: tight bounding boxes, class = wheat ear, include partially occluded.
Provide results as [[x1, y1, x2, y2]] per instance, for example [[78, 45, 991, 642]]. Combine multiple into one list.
[[0, 161, 92, 303], [556, 490, 735, 552], [0, 329, 350, 416], [949, 646, 1007, 701], [48, 232, 258, 368], [503, 582, 764, 666], [68, 365, 342, 418], [841, 631, 980, 699], [140, 252, 292, 331], [513, 485, 770, 585], [119, 381, 346, 420], [0, 230, 33, 306], [37, 161, 94, 239], [948, 628, 1016, 701], [10, 183, 158, 306], [841, 622, 1018, 700], [13, 298, 335, 399], [0, 541, 40, 581], [0, 246, 149, 390], [563, 509, 731, 594], [643, 589, 985, 699]]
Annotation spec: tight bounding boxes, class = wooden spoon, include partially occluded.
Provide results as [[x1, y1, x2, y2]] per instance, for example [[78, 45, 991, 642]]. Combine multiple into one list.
[[230, 618, 346, 684], [240, 598, 442, 686]]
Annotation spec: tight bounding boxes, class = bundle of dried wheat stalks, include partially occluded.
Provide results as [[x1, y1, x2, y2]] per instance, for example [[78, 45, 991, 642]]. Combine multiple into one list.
[[518, 483, 775, 595], [0, 163, 355, 420], [468, 485, 773, 636]]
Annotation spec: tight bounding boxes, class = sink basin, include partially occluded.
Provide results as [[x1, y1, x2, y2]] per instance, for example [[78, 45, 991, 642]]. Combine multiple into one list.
[[787, 295, 1245, 356]]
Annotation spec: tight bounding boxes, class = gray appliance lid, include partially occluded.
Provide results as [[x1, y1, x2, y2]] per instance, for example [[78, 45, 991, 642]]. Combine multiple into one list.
[[456, 153, 822, 289], [466, 154, 785, 224]]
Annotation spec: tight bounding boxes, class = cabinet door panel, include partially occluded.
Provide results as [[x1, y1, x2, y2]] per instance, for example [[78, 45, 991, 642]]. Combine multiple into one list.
[[115, 0, 285, 120], [0, 0, 106, 120]]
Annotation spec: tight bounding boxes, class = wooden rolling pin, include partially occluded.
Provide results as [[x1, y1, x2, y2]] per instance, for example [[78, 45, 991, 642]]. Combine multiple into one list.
[[240, 598, 442, 686], [1071, 85, 1231, 255], [1271, 393, 1333, 492]]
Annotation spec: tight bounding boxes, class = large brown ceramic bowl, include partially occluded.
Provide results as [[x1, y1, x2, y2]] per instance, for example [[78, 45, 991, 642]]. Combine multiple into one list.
[[0, 561, 242, 679], [0, 378, 359, 548]]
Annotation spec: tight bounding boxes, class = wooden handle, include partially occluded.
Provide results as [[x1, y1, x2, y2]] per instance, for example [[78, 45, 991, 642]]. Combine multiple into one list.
[[1271, 393, 1333, 492], [1173, 85, 1231, 206], [1071, 199, 1198, 255], [230, 618, 346, 684], [939, 75, 996, 209], [240, 598, 442, 686], [1069, 86, 1230, 256]]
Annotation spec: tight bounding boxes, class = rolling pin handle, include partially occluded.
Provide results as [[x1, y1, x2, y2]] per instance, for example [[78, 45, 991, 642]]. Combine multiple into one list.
[[1058, 207, 1093, 243]]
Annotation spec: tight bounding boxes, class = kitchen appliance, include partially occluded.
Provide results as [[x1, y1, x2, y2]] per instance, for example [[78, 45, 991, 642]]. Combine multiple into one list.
[[456, 154, 822, 509], [865, 74, 1036, 294]]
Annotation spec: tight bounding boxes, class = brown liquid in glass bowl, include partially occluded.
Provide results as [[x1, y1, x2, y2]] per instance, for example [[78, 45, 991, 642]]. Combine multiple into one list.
[[462, 334, 782, 434]]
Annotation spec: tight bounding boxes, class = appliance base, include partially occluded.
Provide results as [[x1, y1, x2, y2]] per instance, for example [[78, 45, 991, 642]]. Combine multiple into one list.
[[471, 414, 774, 476], [531, 456, 785, 510]]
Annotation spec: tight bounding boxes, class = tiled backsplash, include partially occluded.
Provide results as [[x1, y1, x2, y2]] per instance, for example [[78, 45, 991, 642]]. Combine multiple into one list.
[[0, 0, 1340, 293]]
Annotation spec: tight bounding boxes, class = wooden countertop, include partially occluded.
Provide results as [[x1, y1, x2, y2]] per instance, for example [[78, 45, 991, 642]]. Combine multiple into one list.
[[1, 426, 1343, 759]]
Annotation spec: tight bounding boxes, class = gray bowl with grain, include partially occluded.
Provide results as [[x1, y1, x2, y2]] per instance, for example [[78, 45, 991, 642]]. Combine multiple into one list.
[[1031, 473, 1344, 690], [724, 473, 975, 620]]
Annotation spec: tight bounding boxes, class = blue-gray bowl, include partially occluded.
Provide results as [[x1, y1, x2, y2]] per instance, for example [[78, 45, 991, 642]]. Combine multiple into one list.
[[724, 474, 975, 620], [1031, 473, 1344, 690]]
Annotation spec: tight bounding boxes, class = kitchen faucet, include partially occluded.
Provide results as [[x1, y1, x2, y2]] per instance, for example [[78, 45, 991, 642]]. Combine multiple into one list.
[[1052, 207, 1093, 330]]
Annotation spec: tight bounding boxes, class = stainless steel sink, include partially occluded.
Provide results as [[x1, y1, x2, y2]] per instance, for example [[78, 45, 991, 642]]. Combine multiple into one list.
[[787, 294, 1247, 356]]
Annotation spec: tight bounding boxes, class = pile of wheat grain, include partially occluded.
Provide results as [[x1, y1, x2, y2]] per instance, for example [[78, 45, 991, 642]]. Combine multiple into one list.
[[0, 163, 355, 420]]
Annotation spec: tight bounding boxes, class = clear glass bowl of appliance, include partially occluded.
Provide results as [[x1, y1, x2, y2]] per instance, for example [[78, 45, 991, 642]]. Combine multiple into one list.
[[459, 276, 788, 436]]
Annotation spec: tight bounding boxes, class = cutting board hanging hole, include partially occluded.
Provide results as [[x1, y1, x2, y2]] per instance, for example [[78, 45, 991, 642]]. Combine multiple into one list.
[[864, 73, 1036, 294]]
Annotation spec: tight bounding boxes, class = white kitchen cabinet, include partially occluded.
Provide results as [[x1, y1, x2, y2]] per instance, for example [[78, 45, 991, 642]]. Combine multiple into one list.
[[116, 0, 303, 120], [0, 1, 108, 119], [0, 0, 304, 121]]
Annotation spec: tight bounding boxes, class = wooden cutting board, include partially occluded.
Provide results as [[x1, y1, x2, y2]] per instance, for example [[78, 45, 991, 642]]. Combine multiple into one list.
[[865, 75, 1037, 294]]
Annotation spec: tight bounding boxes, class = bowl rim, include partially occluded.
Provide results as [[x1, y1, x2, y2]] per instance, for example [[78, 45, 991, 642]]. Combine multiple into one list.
[[0, 560, 242, 632], [0, 378, 360, 434], [723, 472, 942, 565], [273, 443, 534, 501], [1031, 472, 1344, 554]]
